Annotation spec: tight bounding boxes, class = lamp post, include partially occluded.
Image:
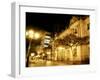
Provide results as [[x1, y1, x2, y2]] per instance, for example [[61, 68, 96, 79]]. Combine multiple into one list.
[[26, 29, 40, 67]]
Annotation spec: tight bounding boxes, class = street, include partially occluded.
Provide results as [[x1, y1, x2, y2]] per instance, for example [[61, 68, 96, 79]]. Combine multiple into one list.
[[28, 58, 82, 67]]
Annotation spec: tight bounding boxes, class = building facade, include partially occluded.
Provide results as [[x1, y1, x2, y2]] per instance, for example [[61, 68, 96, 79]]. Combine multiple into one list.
[[53, 16, 90, 64]]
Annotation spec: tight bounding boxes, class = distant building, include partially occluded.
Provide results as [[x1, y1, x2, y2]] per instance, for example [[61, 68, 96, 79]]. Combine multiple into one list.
[[41, 33, 52, 60]]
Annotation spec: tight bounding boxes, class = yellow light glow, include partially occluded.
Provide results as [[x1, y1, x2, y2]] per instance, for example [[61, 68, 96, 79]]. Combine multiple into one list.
[[34, 32, 40, 39], [58, 46, 65, 50], [26, 29, 41, 39], [28, 30, 34, 39], [42, 53, 45, 56], [28, 30, 34, 35], [31, 53, 35, 57]]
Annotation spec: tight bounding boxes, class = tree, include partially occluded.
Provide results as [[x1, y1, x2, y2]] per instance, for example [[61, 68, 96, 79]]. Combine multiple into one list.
[[54, 34, 89, 61]]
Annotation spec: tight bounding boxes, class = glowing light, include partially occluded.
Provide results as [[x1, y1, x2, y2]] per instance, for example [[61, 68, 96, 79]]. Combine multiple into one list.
[[70, 43, 73, 46], [42, 53, 45, 56], [58, 46, 65, 50], [31, 53, 35, 57], [28, 30, 34, 35], [34, 32, 40, 39], [26, 30, 34, 39], [26, 30, 41, 39]]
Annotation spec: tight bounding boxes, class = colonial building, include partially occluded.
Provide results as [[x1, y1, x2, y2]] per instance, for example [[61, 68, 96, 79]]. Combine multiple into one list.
[[53, 16, 90, 64]]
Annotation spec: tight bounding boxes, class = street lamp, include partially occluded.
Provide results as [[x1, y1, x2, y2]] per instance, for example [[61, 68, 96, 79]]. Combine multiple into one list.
[[26, 29, 34, 57], [26, 29, 40, 67], [26, 30, 34, 39]]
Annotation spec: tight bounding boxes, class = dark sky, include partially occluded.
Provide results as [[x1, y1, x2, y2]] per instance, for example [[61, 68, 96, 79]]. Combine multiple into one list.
[[26, 12, 88, 33], [26, 12, 73, 33]]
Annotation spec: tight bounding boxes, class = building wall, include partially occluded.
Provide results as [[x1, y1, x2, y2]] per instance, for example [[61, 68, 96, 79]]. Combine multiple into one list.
[[54, 16, 90, 63], [79, 17, 90, 62], [69, 16, 90, 62]]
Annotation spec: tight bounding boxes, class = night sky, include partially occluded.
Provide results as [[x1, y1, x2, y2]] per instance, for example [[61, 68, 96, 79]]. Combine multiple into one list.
[[26, 12, 73, 33], [26, 12, 89, 34]]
